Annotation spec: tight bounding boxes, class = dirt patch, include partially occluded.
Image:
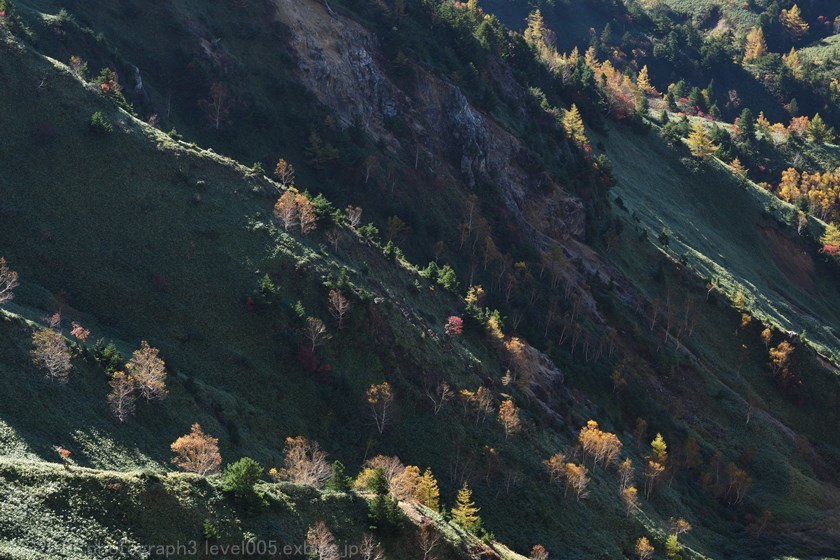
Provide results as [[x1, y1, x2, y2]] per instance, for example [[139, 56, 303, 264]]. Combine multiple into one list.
[[757, 224, 816, 294]]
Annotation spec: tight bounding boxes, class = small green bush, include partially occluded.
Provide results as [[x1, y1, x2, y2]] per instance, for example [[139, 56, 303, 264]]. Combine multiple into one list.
[[367, 468, 403, 532], [325, 461, 351, 493], [89, 111, 113, 134], [222, 457, 263, 500]]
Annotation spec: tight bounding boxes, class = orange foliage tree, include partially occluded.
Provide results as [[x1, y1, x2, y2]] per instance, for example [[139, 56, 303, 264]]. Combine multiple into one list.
[[170, 423, 222, 475]]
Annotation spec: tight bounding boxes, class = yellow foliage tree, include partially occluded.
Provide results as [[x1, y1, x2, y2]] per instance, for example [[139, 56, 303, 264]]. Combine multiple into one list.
[[782, 48, 802, 79], [451, 484, 481, 532], [637, 65, 654, 95], [415, 468, 440, 510], [651, 433, 668, 465], [781, 5, 809, 40], [743, 27, 767, 64], [687, 122, 717, 160], [563, 104, 587, 148]]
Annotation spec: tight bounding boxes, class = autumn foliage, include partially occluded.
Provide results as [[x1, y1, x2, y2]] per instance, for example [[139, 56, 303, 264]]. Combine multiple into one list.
[[125, 341, 168, 402], [170, 423, 222, 475], [270, 436, 331, 488], [578, 420, 622, 467], [31, 329, 72, 383], [273, 189, 317, 234]]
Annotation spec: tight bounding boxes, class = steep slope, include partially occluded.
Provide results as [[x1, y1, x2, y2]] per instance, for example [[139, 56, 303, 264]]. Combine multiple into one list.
[[2, 2, 840, 559], [0, 26, 523, 559]]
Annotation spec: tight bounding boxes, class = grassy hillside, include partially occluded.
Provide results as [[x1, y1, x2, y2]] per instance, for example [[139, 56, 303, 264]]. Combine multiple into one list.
[[2, 1, 840, 559], [601, 123, 840, 364], [0, 23, 629, 559], [0, 456, 515, 560]]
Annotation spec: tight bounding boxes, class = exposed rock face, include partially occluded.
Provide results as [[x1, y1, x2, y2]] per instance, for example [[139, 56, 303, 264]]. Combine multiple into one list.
[[273, 0, 585, 240], [277, 0, 401, 130]]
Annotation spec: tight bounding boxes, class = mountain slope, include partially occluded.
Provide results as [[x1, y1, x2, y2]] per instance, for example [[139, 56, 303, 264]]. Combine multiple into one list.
[[2, 1, 840, 559]]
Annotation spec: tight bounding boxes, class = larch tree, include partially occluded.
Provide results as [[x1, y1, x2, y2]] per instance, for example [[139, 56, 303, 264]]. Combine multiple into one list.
[[665, 535, 682, 560], [327, 289, 350, 329], [366, 382, 394, 434], [274, 158, 295, 186], [107, 371, 136, 423], [730, 158, 747, 177], [636, 65, 654, 95], [807, 114, 835, 144], [274, 191, 299, 231], [31, 329, 71, 383], [742, 27, 767, 64], [782, 48, 803, 79], [524, 9, 551, 50], [415, 468, 441, 510], [651, 433, 668, 464], [780, 5, 809, 40], [170, 423, 222, 475], [0, 257, 19, 305], [451, 483, 481, 532], [390, 465, 422, 502], [687, 122, 717, 160], [563, 104, 587, 148], [271, 436, 331, 488], [498, 399, 522, 438], [125, 341, 168, 402]]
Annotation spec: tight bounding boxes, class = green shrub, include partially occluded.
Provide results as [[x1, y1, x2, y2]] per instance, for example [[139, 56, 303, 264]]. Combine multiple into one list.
[[91, 339, 124, 376], [325, 461, 351, 493], [202, 519, 220, 541], [436, 264, 460, 293], [89, 112, 113, 134], [222, 457, 263, 500], [367, 468, 403, 532]]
